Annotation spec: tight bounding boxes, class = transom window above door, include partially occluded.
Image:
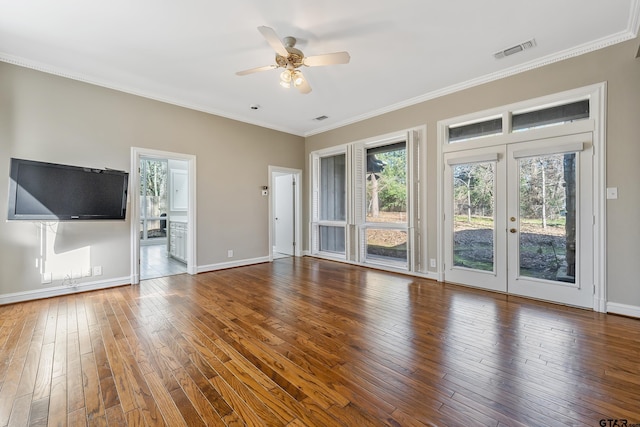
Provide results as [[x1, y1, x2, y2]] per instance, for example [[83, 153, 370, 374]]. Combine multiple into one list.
[[445, 97, 591, 145]]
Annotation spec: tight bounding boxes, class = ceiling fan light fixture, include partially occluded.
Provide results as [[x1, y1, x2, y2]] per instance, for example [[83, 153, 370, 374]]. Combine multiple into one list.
[[237, 26, 349, 95], [292, 71, 304, 87], [280, 70, 292, 83]]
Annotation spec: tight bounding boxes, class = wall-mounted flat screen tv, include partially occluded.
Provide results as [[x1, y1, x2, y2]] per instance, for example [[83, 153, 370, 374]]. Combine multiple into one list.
[[7, 158, 129, 221]]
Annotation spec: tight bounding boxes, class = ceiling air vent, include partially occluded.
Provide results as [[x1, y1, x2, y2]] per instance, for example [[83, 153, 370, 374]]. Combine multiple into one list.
[[314, 115, 329, 121], [494, 39, 536, 59]]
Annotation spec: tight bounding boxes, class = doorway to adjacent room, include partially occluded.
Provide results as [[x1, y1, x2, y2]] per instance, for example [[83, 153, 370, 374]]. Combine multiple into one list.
[[269, 166, 302, 260]]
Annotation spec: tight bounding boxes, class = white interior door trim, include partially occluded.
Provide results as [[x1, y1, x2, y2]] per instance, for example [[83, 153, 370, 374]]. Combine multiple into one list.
[[268, 166, 302, 260], [130, 147, 197, 284]]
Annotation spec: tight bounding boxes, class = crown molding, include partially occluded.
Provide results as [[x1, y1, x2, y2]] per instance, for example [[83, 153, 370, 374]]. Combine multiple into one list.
[[1, 0, 637, 139], [0, 52, 304, 137], [304, 11, 640, 137]]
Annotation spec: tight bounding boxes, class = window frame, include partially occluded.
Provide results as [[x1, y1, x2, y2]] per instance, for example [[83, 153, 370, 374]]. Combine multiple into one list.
[[360, 139, 410, 269], [309, 127, 425, 274], [310, 147, 349, 259]]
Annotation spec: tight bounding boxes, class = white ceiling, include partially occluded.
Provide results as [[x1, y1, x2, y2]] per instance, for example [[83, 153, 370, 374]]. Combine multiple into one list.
[[1, 1, 638, 137]]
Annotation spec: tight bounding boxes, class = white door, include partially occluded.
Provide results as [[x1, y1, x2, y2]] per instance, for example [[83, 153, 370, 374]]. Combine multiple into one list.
[[444, 133, 594, 308], [274, 174, 295, 255], [444, 145, 507, 292], [506, 134, 593, 307]]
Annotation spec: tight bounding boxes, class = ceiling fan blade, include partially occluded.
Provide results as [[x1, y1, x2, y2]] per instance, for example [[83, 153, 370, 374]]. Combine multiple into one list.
[[303, 51, 350, 67], [235, 64, 277, 76], [295, 74, 312, 94], [257, 26, 289, 57]]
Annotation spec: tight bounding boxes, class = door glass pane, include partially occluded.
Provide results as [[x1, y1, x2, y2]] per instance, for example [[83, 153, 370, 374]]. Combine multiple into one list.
[[319, 226, 345, 253], [140, 159, 168, 242], [518, 153, 576, 283], [366, 142, 407, 224], [140, 159, 168, 218], [320, 154, 346, 221], [145, 219, 164, 239], [452, 162, 495, 272], [366, 228, 407, 265]]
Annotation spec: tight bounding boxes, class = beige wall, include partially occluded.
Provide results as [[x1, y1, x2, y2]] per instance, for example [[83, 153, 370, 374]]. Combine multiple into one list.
[[1, 35, 638, 308], [0, 62, 304, 296], [305, 36, 640, 307]]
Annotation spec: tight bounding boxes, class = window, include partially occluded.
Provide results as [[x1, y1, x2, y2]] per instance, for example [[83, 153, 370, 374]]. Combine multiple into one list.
[[364, 142, 408, 266], [445, 99, 591, 144], [140, 158, 168, 243], [310, 128, 422, 272], [512, 100, 589, 132], [448, 117, 502, 143], [320, 154, 346, 222], [312, 152, 347, 256]]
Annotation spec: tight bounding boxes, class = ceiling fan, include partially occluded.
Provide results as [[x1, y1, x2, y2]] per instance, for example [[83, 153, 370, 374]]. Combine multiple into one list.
[[236, 26, 351, 94]]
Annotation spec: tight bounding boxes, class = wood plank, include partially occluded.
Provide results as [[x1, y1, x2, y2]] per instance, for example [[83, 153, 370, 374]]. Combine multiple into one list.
[[67, 408, 86, 427], [113, 337, 165, 427], [29, 397, 49, 427], [0, 258, 638, 425], [80, 352, 105, 423], [171, 368, 225, 426], [0, 316, 37, 426], [7, 392, 32, 427], [48, 374, 67, 427], [32, 343, 55, 401], [144, 370, 186, 426]]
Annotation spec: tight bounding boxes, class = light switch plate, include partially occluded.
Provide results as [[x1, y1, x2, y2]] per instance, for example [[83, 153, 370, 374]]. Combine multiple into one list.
[[606, 187, 618, 199]]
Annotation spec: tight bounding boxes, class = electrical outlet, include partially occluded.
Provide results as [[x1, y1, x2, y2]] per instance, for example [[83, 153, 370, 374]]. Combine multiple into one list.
[[84, 268, 93, 277], [93, 266, 102, 276], [227, 250, 233, 258], [41, 272, 52, 284], [430, 258, 437, 268]]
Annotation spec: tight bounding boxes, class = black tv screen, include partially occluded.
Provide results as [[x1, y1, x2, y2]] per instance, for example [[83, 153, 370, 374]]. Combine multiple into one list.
[[7, 158, 129, 221]]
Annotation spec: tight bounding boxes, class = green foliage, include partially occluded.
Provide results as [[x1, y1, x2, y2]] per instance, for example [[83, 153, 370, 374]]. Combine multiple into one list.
[[367, 149, 407, 212]]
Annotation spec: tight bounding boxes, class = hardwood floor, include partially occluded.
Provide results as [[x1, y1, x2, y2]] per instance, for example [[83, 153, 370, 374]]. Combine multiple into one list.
[[1, 257, 639, 426]]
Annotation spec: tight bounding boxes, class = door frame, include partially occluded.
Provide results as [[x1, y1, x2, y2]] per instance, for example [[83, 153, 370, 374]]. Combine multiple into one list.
[[130, 147, 197, 284], [268, 166, 302, 260], [437, 83, 607, 311]]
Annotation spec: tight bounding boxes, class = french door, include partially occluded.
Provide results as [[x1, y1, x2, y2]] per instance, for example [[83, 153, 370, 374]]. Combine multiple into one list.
[[444, 133, 594, 308]]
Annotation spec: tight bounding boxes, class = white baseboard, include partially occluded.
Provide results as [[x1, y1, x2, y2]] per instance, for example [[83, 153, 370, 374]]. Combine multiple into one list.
[[0, 277, 131, 306], [607, 302, 640, 318], [197, 256, 270, 274]]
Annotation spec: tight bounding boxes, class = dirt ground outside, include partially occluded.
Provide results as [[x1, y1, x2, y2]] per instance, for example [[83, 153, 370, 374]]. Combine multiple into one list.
[[366, 211, 407, 247], [453, 215, 572, 280]]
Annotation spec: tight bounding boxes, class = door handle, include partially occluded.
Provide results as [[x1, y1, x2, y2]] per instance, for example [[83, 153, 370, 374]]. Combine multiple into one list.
[[509, 228, 517, 233]]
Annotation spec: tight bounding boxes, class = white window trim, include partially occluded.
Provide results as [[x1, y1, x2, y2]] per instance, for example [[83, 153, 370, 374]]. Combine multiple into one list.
[[309, 126, 428, 276], [310, 147, 349, 260]]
